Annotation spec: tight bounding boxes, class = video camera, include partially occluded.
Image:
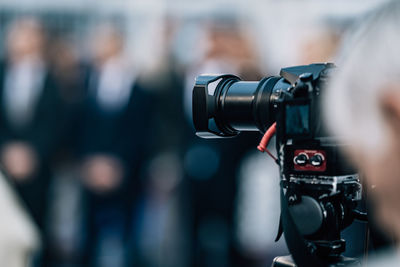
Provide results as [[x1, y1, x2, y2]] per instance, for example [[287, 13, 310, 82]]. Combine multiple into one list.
[[192, 63, 367, 266]]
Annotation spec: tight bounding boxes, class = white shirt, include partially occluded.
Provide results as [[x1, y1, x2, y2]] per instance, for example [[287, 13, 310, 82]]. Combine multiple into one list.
[[95, 56, 135, 112], [3, 57, 46, 129]]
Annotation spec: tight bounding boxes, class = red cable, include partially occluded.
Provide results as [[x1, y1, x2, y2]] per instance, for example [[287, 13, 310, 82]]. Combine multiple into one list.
[[257, 122, 278, 162]]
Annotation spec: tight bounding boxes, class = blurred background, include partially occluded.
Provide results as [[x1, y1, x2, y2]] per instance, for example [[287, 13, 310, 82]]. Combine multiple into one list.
[[0, 0, 386, 266]]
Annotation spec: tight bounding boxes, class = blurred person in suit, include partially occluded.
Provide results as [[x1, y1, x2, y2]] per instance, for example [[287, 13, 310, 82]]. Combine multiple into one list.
[[78, 24, 151, 267], [44, 37, 89, 266], [125, 18, 192, 267], [49, 37, 87, 166], [0, 18, 62, 230], [182, 20, 263, 267]]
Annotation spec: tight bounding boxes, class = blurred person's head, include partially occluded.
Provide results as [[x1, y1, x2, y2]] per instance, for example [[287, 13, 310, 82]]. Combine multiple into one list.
[[323, 0, 400, 242], [49, 37, 86, 104], [202, 19, 262, 79], [50, 37, 79, 73], [298, 21, 344, 65], [6, 18, 45, 62], [205, 20, 252, 62], [205, 22, 238, 61], [90, 23, 125, 66]]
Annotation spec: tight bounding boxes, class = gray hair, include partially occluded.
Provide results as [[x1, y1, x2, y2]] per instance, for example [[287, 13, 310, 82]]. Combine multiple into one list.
[[323, 0, 400, 156]]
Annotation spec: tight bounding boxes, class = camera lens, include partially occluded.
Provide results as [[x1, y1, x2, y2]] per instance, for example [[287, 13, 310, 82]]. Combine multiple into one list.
[[192, 74, 289, 138]]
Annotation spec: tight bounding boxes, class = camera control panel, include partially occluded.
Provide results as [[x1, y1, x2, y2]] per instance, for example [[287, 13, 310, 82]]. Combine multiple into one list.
[[293, 150, 326, 172]]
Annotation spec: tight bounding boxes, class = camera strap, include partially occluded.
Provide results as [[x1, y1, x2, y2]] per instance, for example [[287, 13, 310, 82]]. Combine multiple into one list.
[[275, 214, 283, 242]]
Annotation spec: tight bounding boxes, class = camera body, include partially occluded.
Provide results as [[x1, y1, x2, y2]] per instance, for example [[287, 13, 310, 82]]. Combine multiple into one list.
[[192, 63, 363, 266]]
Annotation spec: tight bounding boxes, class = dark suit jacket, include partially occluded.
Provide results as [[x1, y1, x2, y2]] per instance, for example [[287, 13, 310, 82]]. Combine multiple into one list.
[[0, 61, 63, 163], [78, 69, 153, 266], [78, 71, 152, 176], [0, 60, 63, 228]]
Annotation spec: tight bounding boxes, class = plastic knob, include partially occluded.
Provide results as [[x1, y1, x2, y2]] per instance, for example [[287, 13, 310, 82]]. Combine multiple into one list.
[[294, 153, 308, 166], [310, 154, 324, 166]]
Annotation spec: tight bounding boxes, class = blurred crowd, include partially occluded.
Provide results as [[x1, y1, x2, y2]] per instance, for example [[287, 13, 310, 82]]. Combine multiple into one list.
[[0, 6, 359, 267]]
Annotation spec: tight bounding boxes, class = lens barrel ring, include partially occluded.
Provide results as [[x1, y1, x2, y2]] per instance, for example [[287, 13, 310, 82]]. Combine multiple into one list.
[[215, 76, 242, 136], [253, 76, 281, 133]]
